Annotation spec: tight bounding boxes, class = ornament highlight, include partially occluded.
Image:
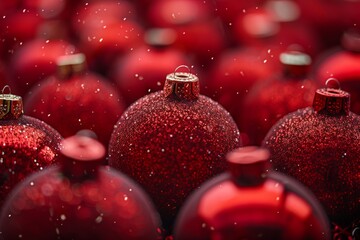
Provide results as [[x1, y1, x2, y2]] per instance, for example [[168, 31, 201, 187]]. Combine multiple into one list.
[[174, 146, 331, 240]]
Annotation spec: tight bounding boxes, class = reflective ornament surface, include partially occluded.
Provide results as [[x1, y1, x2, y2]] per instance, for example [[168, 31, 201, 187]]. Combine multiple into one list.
[[174, 146, 330, 240], [0, 134, 162, 240]]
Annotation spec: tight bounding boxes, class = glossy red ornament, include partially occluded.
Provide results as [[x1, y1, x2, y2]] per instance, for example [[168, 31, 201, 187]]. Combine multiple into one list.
[[9, 38, 76, 97], [315, 30, 360, 114], [174, 146, 331, 240], [204, 47, 278, 127], [0, 86, 62, 206], [24, 53, 125, 148], [263, 82, 360, 239], [241, 51, 318, 145], [108, 66, 241, 229], [111, 28, 190, 106], [0, 134, 162, 239]]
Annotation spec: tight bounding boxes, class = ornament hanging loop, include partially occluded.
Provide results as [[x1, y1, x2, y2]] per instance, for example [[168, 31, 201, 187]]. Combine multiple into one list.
[[164, 65, 200, 100], [325, 78, 341, 90], [1, 85, 11, 95]]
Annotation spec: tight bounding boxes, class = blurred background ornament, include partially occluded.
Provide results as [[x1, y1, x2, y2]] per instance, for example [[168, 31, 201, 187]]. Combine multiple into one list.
[[111, 28, 190, 106], [0, 134, 162, 239], [174, 146, 331, 240], [263, 80, 360, 239], [108, 65, 241, 230], [315, 29, 360, 115], [0, 85, 62, 206], [240, 50, 318, 145], [24, 53, 125, 148]]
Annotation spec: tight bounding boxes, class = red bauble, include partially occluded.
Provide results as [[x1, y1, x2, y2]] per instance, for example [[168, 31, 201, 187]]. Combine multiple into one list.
[[24, 53, 125, 148], [0, 135, 162, 239], [146, 0, 225, 67], [315, 30, 360, 114], [263, 83, 360, 238], [108, 66, 241, 229], [9, 38, 76, 96], [111, 28, 190, 106], [0, 87, 62, 206], [204, 47, 278, 126], [174, 146, 331, 240], [0, 10, 43, 60], [241, 51, 318, 145]]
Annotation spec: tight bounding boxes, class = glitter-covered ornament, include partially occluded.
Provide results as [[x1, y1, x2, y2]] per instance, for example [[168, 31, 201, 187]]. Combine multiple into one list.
[[263, 81, 360, 239], [24, 53, 125, 148], [111, 28, 190, 106], [316, 29, 360, 114], [0, 86, 62, 206], [0, 134, 162, 239], [241, 51, 318, 145], [108, 66, 241, 229], [174, 146, 331, 240]]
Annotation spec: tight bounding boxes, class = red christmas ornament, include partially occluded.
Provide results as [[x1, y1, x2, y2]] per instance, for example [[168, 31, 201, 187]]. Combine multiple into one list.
[[108, 66, 241, 229], [9, 38, 77, 97], [0, 10, 43, 60], [0, 86, 62, 206], [24, 53, 125, 148], [263, 81, 360, 239], [0, 134, 162, 239], [316, 29, 360, 114], [174, 146, 331, 240], [73, 0, 143, 75], [241, 51, 318, 145], [146, 0, 225, 67], [204, 47, 278, 126], [111, 28, 190, 106]]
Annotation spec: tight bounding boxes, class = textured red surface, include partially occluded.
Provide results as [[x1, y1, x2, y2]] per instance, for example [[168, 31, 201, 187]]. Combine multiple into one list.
[[174, 147, 330, 240], [24, 73, 125, 148], [263, 107, 360, 232], [0, 141, 162, 240], [108, 90, 241, 228], [0, 115, 62, 205]]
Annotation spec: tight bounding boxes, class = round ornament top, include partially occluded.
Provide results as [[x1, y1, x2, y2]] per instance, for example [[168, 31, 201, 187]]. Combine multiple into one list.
[[56, 53, 86, 79], [313, 78, 350, 116], [341, 29, 360, 53], [226, 146, 270, 186], [164, 65, 200, 100], [279, 50, 311, 77], [60, 133, 105, 180], [0, 85, 24, 120]]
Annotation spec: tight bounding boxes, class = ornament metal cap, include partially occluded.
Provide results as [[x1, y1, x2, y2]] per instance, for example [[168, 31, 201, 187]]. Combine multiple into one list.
[[164, 65, 200, 100], [226, 146, 270, 186], [60, 132, 105, 180], [0, 85, 24, 120], [56, 53, 86, 79], [341, 29, 360, 53], [313, 78, 350, 116], [280, 50, 311, 78]]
